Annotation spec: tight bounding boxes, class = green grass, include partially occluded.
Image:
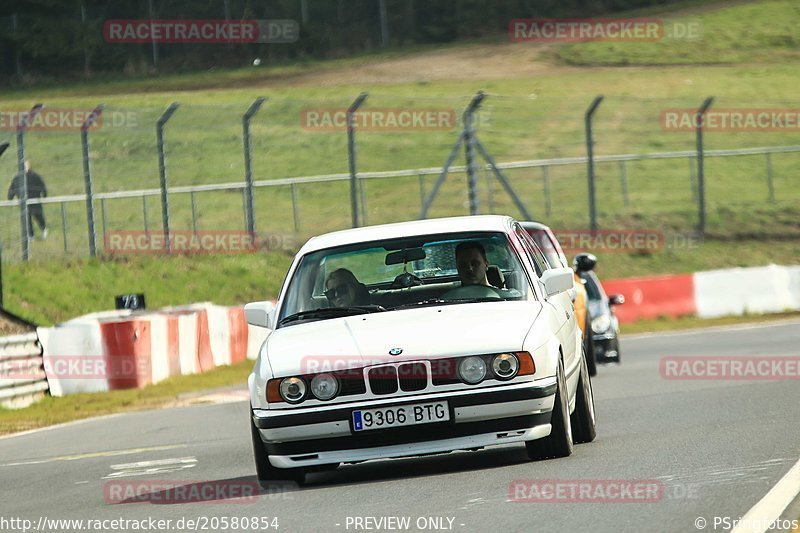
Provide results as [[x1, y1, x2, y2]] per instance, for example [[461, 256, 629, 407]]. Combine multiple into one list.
[[621, 310, 800, 334], [4, 252, 293, 326], [0, 359, 253, 435], [557, 0, 800, 66]]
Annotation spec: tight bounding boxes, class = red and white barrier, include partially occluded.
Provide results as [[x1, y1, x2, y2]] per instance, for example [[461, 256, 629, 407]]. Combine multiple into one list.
[[38, 262, 799, 396], [38, 303, 271, 397], [604, 264, 800, 324]]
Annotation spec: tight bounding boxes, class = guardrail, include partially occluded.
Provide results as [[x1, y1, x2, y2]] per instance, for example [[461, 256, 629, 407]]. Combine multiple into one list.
[[0, 332, 48, 409]]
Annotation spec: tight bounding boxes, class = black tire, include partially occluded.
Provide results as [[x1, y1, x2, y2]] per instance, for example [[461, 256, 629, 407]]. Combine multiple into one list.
[[250, 411, 305, 488], [583, 309, 597, 377], [525, 356, 573, 460], [571, 346, 597, 444]]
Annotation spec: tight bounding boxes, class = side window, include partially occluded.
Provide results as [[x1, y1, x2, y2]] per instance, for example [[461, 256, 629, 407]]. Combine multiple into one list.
[[513, 227, 548, 277]]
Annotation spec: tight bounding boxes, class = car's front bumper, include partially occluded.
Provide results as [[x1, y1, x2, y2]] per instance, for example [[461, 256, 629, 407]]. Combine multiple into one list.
[[252, 378, 556, 468], [592, 334, 620, 362]]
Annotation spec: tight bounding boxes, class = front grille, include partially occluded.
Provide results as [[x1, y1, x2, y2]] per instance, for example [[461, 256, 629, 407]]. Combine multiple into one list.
[[368, 366, 398, 395], [398, 363, 427, 391], [336, 369, 367, 396]]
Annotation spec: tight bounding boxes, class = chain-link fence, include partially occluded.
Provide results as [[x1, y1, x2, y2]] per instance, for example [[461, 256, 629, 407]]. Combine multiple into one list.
[[1, 93, 799, 263]]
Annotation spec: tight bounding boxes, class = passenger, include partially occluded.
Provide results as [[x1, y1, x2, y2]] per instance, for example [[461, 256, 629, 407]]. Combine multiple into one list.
[[455, 241, 491, 287], [324, 268, 370, 307]]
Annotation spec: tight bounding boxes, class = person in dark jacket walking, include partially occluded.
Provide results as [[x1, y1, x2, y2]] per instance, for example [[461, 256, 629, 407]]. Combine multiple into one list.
[[8, 160, 48, 239]]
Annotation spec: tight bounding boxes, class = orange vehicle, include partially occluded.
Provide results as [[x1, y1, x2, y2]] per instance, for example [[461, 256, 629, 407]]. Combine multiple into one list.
[[521, 221, 596, 376]]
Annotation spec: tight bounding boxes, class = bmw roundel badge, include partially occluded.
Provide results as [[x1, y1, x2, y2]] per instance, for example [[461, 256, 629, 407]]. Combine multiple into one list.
[[389, 347, 403, 356]]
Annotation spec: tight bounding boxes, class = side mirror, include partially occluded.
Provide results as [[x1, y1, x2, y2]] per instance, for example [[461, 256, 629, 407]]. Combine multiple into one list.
[[609, 294, 625, 306], [573, 252, 597, 272], [540, 268, 574, 297], [244, 301, 276, 328]]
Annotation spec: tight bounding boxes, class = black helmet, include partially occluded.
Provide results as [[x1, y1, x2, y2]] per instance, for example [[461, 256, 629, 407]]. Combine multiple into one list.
[[573, 252, 597, 272]]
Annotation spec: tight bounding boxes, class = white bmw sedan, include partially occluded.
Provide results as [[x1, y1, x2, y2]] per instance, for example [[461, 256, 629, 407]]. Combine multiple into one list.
[[246, 215, 596, 485]]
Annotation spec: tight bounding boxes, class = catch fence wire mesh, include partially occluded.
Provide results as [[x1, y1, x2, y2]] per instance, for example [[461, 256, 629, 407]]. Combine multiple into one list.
[[0, 93, 799, 262]]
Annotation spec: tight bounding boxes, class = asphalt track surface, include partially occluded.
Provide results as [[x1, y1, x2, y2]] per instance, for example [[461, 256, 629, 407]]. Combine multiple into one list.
[[2, 320, 799, 533]]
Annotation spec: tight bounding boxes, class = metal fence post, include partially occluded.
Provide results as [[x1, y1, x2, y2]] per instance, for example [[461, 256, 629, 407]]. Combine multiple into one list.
[[418, 174, 426, 209], [100, 198, 107, 240], [156, 103, 179, 251], [696, 97, 714, 235], [619, 160, 629, 207], [16, 103, 43, 261], [359, 177, 368, 225], [143, 196, 149, 235], [81, 104, 104, 257], [60, 202, 68, 253], [688, 155, 698, 203], [585, 96, 604, 233], [242, 97, 266, 234], [290, 183, 300, 231], [191, 191, 198, 236], [542, 166, 551, 217], [464, 91, 486, 216], [347, 92, 368, 228], [765, 152, 775, 203]]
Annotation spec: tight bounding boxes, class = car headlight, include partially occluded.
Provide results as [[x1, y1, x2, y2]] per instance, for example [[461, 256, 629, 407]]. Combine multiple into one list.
[[279, 377, 307, 403], [458, 356, 487, 384], [310, 373, 339, 401], [591, 314, 611, 334], [491, 353, 519, 380]]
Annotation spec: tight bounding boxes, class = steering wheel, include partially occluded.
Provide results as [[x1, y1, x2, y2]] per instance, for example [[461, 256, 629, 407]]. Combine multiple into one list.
[[440, 284, 503, 300]]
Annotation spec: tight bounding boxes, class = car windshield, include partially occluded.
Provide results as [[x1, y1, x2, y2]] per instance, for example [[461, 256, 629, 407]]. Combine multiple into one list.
[[277, 231, 533, 327]]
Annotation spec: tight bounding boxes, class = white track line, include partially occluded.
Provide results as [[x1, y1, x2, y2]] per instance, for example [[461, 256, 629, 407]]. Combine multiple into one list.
[[731, 458, 800, 533]]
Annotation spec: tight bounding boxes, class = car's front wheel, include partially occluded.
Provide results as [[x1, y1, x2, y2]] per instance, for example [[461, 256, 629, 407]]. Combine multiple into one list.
[[250, 411, 305, 488], [525, 356, 573, 460], [571, 346, 597, 444]]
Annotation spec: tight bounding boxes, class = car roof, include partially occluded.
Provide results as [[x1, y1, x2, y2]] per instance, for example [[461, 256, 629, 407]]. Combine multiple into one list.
[[518, 220, 550, 231], [299, 215, 517, 254]]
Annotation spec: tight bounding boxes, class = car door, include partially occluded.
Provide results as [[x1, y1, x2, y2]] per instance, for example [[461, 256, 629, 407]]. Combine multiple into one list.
[[514, 226, 578, 372]]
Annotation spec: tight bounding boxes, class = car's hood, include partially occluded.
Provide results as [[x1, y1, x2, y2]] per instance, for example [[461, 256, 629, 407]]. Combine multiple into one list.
[[266, 301, 542, 377]]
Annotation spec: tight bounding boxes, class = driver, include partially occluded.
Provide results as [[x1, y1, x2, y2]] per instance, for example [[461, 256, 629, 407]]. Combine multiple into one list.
[[325, 268, 370, 307], [455, 241, 491, 286]]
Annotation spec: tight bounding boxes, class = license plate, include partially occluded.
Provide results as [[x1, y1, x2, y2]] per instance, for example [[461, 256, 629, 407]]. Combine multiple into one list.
[[352, 401, 449, 432]]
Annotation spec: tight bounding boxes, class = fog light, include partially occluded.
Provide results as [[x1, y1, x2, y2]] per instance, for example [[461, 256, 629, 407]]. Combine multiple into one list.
[[310, 373, 339, 401], [492, 353, 519, 380], [279, 377, 307, 403], [458, 356, 487, 384]]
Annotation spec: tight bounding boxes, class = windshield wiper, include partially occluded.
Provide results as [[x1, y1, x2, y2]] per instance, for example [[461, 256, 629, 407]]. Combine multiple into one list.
[[445, 297, 506, 303], [278, 305, 386, 326], [392, 298, 462, 310]]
